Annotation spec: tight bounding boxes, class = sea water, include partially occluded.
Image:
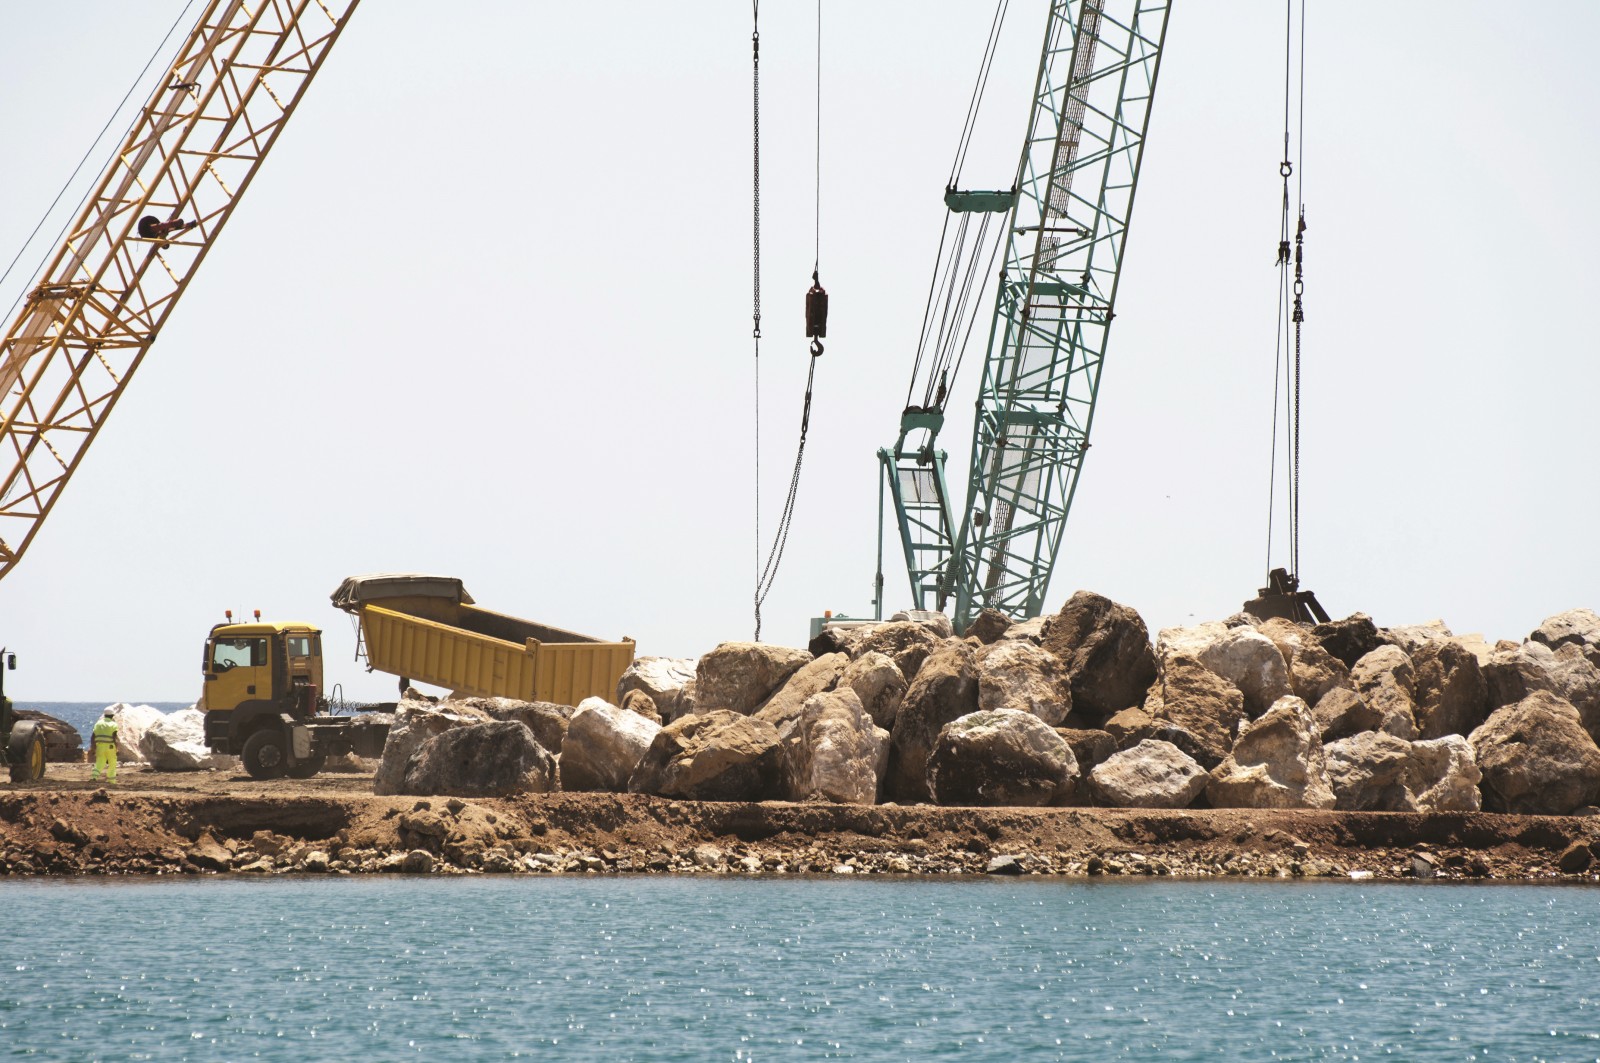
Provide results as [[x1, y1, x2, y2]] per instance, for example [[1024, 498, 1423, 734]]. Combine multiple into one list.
[[0, 877, 1595, 1061], [14, 702, 190, 751]]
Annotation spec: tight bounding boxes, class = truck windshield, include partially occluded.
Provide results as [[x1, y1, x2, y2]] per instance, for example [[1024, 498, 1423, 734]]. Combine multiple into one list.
[[212, 638, 266, 670]]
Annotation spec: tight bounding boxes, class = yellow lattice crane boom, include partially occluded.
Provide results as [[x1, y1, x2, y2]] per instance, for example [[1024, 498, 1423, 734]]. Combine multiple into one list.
[[0, 0, 357, 580]]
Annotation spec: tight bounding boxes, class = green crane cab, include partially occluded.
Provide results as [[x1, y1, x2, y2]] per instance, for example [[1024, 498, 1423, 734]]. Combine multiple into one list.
[[1, 650, 45, 783], [200, 618, 377, 780]]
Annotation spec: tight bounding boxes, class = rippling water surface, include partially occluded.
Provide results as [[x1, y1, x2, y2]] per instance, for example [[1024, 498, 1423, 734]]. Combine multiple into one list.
[[1, 877, 1596, 1060]]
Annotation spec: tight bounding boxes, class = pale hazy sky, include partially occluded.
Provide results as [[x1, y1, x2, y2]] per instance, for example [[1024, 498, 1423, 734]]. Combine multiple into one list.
[[2, 2, 1596, 701]]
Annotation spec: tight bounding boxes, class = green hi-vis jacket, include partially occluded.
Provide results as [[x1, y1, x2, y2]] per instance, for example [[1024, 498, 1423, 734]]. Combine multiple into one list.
[[91, 716, 118, 748]]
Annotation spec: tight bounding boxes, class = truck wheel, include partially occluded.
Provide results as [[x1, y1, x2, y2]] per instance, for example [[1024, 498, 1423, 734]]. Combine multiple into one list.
[[286, 750, 327, 779], [241, 728, 288, 780], [7, 722, 46, 782]]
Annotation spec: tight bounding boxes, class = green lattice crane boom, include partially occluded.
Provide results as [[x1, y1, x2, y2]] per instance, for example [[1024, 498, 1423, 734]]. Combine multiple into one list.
[[878, 0, 1170, 632]]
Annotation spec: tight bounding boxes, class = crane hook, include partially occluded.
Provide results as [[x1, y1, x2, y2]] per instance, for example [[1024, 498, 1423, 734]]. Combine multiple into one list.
[[805, 268, 828, 358]]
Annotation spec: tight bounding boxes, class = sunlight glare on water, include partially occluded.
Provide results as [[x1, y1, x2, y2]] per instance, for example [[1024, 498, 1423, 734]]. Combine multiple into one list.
[[0, 877, 1596, 1060]]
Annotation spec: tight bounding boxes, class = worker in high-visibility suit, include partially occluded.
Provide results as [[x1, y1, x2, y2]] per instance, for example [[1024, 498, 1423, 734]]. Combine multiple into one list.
[[90, 708, 118, 784]]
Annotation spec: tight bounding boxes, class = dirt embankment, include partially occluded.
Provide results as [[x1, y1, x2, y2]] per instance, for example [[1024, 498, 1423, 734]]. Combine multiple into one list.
[[4, 763, 1600, 880]]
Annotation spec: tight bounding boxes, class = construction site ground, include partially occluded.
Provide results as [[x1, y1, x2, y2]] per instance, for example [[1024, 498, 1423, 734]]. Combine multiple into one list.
[[4, 762, 1599, 882]]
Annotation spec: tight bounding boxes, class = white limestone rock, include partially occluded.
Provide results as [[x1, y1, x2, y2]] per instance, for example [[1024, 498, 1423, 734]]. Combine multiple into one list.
[[694, 642, 813, 716], [841, 651, 907, 730], [785, 689, 885, 805], [1207, 695, 1336, 809], [616, 656, 699, 722], [374, 695, 492, 796], [139, 707, 222, 771], [926, 708, 1078, 807], [559, 697, 660, 792], [109, 703, 166, 764], [1089, 739, 1209, 809], [1405, 735, 1482, 813], [1158, 622, 1290, 718], [975, 639, 1071, 725]]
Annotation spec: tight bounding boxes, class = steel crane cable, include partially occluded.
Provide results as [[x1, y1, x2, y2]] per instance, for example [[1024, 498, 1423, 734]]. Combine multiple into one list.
[[0, 0, 202, 325], [752, 0, 763, 634], [1263, 0, 1307, 579], [907, 0, 1010, 411], [753, 0, 828, 641]]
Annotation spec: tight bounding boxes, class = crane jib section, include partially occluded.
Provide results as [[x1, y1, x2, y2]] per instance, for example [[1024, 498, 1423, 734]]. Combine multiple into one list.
[[881, 0, 1170, 632], [0, 0, 358, 580]]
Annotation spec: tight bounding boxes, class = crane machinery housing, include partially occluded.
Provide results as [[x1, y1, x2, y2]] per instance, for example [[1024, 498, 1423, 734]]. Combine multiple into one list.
[[877, 0, 1170, 634]]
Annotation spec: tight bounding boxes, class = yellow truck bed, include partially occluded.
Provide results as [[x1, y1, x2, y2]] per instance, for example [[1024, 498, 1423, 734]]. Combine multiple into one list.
[[332, 575, 634, 706]]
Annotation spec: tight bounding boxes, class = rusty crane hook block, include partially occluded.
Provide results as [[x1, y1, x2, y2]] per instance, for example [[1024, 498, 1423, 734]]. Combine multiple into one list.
[[805, 269, 828, 358]]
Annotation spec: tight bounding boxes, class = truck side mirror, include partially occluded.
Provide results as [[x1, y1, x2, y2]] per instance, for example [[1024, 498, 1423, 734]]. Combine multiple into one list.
[[5, 654, 13, 670]]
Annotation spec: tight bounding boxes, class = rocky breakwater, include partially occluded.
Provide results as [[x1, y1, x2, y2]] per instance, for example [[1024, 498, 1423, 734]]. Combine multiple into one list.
[[369, 596, 1600, 828]]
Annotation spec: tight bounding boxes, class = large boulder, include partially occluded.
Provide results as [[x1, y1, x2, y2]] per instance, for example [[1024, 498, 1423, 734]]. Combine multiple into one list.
[[1090, 739, 1209, 809], [1405, 735, 1482, 813], [559, 698, 660, 792], [1382, 620, 1456, 656], [457, 697, 574, 755], [889, 609, 955, 639], [1481, 644, 1557, 711], [1531, 643, 1600, 742], [851, 622, 944, 685], [1103, 705, 1155, 748], [926, 709, 1078, 807], [1149, 653, 1245, 769], [374, 697, 491, 796], [999, 616, 1048, 644], [109, 703, 167, 764], [1530, 608, 1600, 667], [12, 709, 81, 762], [885, 641, 980, 802], [1041, 591, 1157, 719], [840, 651, 907, 730], [1159, 623, 1289, 718], [1469, 691, 1600, 815], [399, 720, 556, 797], [975, 640, 1071, 725], [967, 608, 1014, 645], [1207, 695, 1336, 809], [1311, 687, 1380, 742], [1289, 642, 1352, 706], [1410, 640, 1488, 740], [628, 710, 786, 801], [616, 656, 699, 722], [1253, 616, 1311, 664], [1311, 613, 1386, 669], [1350, 645, 1419, 739], [751, 653, 848, 729], [140, 708, 222, 771], [694, 642, 813, 716], [1323, 731, 1414, 811], [1056, 728, 1117, 774], [785, 689, 886, 805]]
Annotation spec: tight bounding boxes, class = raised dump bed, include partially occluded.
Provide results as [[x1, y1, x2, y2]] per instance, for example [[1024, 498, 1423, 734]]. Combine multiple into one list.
[[331, 574, 634, 706]]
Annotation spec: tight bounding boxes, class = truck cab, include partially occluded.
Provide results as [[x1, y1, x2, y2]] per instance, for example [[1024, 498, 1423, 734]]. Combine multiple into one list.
[[202, 621, 324, 777]]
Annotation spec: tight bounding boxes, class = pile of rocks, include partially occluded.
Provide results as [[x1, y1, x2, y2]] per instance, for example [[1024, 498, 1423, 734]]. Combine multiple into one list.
[[103, 704, 234, 771], [371, 595, 1600, 816]]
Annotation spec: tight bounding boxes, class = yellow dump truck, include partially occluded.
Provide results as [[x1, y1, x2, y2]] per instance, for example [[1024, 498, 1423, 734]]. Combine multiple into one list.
[[330, 574, 635, 707], [201, 576, 634, 780]]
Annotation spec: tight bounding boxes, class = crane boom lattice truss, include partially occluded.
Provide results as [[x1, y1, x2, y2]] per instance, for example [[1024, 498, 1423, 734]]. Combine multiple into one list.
[[880, 0, 1170, 631], [0, 0, 357, 580]]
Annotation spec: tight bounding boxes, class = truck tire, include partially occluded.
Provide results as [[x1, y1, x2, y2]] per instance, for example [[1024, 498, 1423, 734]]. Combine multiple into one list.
[[241, 728, 289, 781], [286, 749, 327, 779], [7, 721, 46, 782]]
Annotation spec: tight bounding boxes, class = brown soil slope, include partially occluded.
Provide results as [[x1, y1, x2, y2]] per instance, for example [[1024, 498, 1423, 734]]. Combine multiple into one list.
[[4, 764, 1599, 880]]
